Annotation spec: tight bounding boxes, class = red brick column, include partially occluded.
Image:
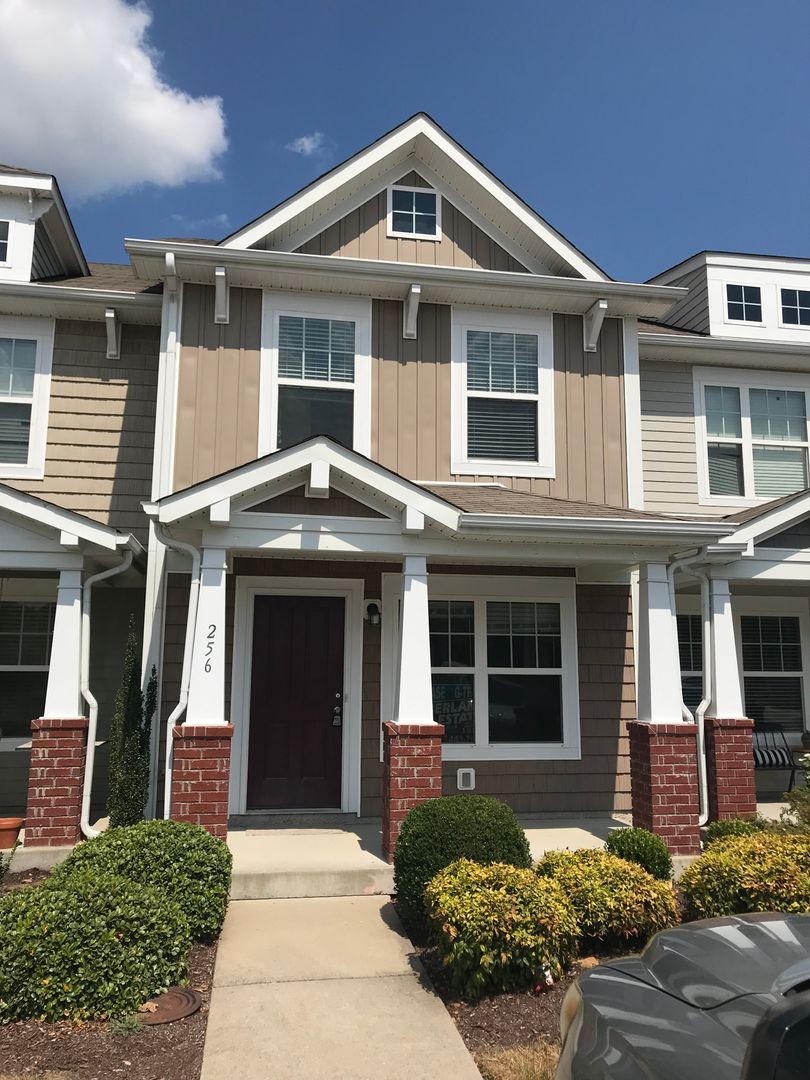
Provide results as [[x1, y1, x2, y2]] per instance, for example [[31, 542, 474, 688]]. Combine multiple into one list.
[[628, 721, 701, 855], [24, 716, 88, 847], [170, 724, 234, 840], [705, 716, 757, 821], [382, 721, 444, 863]]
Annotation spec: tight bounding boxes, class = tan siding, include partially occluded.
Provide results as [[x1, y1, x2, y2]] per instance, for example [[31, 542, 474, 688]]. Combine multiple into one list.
[[372, 301, 628, 504], [4, 319, 159, 541], [659, 266, 710, 334], [174, 284, 262, 491], [291, 174, 529, 272]]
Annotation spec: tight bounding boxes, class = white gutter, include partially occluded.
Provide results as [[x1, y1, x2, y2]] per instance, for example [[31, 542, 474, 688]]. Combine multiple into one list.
[[151, 523, 201, 819], [79, 545, 136, 839], [460, 513, 734, 541], [0, 280, 162, 309]]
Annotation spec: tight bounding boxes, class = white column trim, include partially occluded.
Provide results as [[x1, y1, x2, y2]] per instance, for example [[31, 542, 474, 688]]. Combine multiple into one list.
[[394, 554, 435, 726], [708, 575, 744, 718], [622, 317, 645, 509], [42, 568, 83, 718], [636, 562, 684, 724], [185, 547, 228, 726]]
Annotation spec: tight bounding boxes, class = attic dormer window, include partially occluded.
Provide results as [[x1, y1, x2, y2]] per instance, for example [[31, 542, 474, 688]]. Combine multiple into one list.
[[387, 185, 440, 240], [0, 222, 9, 264]]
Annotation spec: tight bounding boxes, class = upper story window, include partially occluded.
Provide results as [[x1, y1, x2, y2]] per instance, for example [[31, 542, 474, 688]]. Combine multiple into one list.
[[0, 221, 9, 264], [387, 185, 440, 240], [261, 293, 372, 458], [695, 367, 810, 502], [451, 310, 554, 479], [0, 316, 53, 480], [726, 283, 762, 323], [781, 288, 810, 327]]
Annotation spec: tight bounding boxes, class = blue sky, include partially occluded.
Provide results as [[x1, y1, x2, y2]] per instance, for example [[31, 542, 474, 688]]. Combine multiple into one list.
[[19, 0, 810, 281]]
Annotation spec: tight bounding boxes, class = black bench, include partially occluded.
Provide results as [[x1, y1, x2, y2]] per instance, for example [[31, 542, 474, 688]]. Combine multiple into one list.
[[752, 725, 797, 791]]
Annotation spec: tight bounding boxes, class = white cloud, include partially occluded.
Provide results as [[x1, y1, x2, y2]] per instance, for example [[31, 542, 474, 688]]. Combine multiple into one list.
[[285, 132, 326, 157], [170, 211, 231, 234], [0, 0, 228, 199]]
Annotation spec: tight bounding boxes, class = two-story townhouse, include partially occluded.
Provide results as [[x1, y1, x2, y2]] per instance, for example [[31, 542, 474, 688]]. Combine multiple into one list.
[[641, 253, 810, 787], [9, 116, 769, 862]]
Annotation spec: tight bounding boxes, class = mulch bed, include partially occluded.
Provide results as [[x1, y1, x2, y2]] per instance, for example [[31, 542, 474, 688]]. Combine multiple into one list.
[[0, 870, 217, 1080]]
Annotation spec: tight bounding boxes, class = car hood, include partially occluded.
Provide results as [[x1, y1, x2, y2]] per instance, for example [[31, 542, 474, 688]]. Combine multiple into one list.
[[604, 912, 810, 1008]]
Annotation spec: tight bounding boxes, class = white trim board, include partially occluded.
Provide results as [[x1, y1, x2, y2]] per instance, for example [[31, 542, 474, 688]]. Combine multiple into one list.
[[0, 315, 54, 481], [230, 576, 364, 815]]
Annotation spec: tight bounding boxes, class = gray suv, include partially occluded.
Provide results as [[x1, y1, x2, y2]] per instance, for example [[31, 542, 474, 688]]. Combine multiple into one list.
[[558, 912, 810, 1079]]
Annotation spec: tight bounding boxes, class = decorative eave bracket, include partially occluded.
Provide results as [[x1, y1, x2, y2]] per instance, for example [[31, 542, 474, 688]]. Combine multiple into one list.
[[583, 298, 608, 353], [214, 265, 230, 324], [164, 251, 178, 294], [306, 460, 330, 499], [403, 283, 421, 339], [105, 308, 120, 360]]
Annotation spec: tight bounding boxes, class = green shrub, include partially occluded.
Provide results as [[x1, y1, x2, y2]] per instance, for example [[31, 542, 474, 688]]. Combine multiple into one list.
[[780, 753, 810, 832], [51, 820, 231, 941], [393, 796, 532, 931], [535, 849, 678, 947], [0, 871, 190, 1021], [425, 859, 579, 999], [605, 828, 672, 880], [107, 619, 157, 829], [0, 841, 18, 886], [703, 815, 768, 846], [679, 832, 810, 919]]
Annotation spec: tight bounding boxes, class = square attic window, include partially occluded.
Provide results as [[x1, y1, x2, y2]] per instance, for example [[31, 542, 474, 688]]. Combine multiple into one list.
[[388, 186, 440, 239]]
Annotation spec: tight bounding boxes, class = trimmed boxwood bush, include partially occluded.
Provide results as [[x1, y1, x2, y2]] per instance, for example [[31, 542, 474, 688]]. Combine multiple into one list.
[[536, 849, 678, 947], [680, 832, 810, 919], [605, 827, 672, 880], [425, 859, 579, 999], [51, 819, 231, 941], [0, 871, 191, 1021], [703, 816, 768, 847], [393, 796, 532, 930]]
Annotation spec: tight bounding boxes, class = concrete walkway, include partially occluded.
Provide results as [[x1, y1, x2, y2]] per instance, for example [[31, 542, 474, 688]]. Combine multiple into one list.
[[200, 896, 481, 1080]]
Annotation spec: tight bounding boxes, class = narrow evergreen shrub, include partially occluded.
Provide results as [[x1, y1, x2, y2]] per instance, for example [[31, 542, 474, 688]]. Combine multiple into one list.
[[536, 849, 678, 947], [0, 871, 190, 1021], [51, 819, 231, 941], [0, 841, 18, 886], [107, 618, 157, 828], [393, 796, 532, 931], [680, 832, 810, 919], [605, 827, 672, 880], [425, 859, 579, 999], [703, 815, 768, 846]]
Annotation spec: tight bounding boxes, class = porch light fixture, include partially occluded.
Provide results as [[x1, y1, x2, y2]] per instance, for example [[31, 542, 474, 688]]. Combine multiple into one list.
[[365, 601, 381, 626]]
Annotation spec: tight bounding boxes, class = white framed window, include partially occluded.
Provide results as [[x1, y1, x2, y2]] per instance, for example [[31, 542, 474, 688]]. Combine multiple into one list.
[[694, 367, 810, 505], [382, 574, 580, 761], [0, 220, 10, 265], [0, 315, 53, 480], [259, 292, 371, 457], [386, 184, 441, 240], [676, 613, 703, 712], [0, 597, 55, 743], [781, 288, 810, 328], [451, 308, 555, 479], [726, 283, 763, 323]]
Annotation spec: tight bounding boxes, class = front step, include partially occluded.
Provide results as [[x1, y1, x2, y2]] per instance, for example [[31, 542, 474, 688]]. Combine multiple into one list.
[[230, 864, 394, 900]]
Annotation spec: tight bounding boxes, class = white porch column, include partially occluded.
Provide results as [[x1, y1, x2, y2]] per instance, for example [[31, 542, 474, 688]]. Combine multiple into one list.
[[709, 575, 745, 718], [43, 568, 83, 718], [395, 554, 435, 725], [186, 547, 227, 725], [635, 562, 683, 723]]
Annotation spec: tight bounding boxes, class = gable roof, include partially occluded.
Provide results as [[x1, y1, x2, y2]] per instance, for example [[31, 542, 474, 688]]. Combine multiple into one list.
[[0, 483, 142, 553], [721, 487, 810, 547], [220, 113, 609, 281]]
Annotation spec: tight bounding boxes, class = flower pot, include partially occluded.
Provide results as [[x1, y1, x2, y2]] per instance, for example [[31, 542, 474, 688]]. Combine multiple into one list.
[[0, 817, 24, 850]]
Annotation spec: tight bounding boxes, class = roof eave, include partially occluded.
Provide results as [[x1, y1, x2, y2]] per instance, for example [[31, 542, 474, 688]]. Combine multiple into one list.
[[459, 513, 734, 544], [0, 280, 162, 324]]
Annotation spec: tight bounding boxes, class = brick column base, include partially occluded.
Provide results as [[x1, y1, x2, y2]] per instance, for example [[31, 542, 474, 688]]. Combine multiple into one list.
[[24, 717, 88, 847], [170, 724, 234, 840], [382, 721, 444, 863], [705, 716, 757, 821], [628, 721, 701, 855]]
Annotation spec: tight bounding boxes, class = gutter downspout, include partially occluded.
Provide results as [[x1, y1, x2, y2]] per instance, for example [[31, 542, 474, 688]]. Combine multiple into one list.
[[667, 552, 711, 828], [79, 545, 136, 839], [151, 523, 201, 819]]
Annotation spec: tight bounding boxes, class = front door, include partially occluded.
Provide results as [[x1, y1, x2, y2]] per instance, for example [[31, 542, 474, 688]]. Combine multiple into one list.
[[247, 594, 344, 809]]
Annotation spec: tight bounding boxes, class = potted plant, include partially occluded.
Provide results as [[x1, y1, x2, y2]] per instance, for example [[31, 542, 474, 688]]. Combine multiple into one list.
[[0, 816, 23, 850]]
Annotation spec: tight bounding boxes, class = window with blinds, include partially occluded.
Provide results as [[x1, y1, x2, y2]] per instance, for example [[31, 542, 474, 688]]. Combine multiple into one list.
[[0, 221, 9, 263], [0, 337, 36, 464], [465, 330, 539, 462], [702, 378, 810, 500], [741, 614, 805, 733], [0, 600, 55, 739], [276, 316, 356, 450], [677, 614, 704, 712]]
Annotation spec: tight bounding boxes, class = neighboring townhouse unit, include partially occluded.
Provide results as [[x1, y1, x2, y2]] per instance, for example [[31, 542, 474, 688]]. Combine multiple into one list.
[[6, 115, 802, 862]]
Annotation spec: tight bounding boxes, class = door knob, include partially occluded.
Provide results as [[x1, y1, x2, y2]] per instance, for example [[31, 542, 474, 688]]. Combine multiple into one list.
[[332, 704, 342, 727]]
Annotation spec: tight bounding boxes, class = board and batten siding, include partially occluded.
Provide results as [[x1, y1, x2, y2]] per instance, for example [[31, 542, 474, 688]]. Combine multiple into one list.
[[3, 318, 159, 541], [655, 266, 710, 334]]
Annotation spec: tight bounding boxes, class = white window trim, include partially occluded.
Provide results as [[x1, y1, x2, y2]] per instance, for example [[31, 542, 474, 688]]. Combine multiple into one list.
[[694, 365, 810, 507], [381, 573, 580, 761], [259, 291, 372, 457], [723, 281, 765, 327], [0, 315, 54, 481], [450, 307, 555, 479], [778, 286, 810, 332], [0, 219, 12, 268], [386, 183, 442, 241], [0, 586, 56, 751]]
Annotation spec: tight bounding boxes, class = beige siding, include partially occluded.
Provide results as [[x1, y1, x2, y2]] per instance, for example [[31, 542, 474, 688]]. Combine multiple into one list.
[[174, 284, 262, 491], [4, 319, 159, 541], [289, 173, 529, 272], [372, 301, 628, 504], [658, 266, 710, 334]]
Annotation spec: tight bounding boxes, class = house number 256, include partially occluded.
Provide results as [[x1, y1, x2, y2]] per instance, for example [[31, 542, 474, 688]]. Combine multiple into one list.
[[204, 624, 216, 673]]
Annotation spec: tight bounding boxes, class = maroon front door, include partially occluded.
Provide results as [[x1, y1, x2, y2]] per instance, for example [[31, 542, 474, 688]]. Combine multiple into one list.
[[247, 594, 344, 809]]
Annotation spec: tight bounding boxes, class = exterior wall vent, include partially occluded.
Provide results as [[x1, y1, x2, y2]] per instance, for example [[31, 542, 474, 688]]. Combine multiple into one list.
[[456, 767, 475, 792]]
